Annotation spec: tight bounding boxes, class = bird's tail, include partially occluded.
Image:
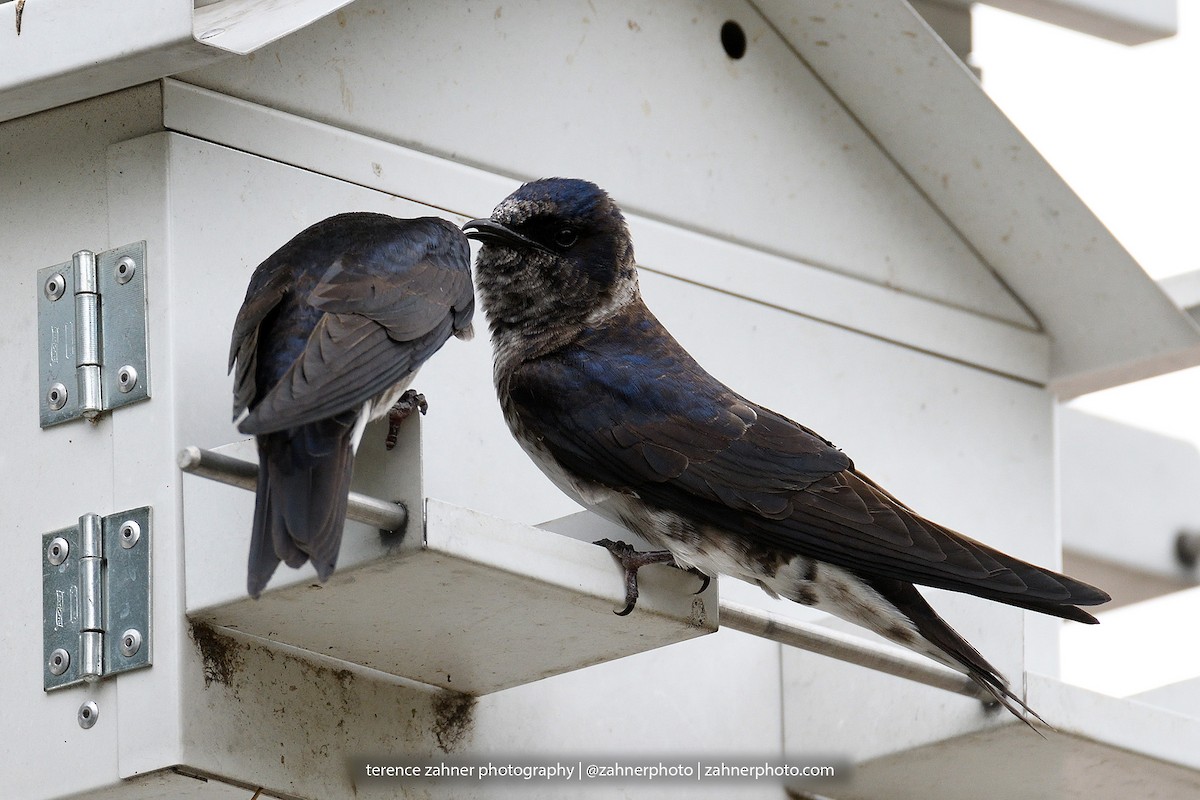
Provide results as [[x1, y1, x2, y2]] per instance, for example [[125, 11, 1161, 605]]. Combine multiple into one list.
[[868, 577, 1047, 730], [247, 413, 357, 598]]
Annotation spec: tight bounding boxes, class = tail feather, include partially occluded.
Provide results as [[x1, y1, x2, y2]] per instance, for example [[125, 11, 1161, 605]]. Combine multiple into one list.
[[868, 577, 1049, 731], [246, 413, 357, 598]]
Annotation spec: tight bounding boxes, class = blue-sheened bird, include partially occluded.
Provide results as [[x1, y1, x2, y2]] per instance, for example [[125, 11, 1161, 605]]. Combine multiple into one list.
[[230, 213, 474, 598], [463, 178, 1109, 721]]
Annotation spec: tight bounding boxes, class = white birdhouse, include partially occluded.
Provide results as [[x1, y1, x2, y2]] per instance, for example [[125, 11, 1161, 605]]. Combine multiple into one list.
[[4, 2, 1199, 799]]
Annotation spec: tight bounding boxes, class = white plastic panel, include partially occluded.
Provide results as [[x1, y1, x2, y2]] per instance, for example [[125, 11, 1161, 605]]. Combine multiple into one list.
[[176, 0, 1037, 329], [1058, 407, 1200, 578], [842, 680, 1200, 800], [975, 0, 1177, 45], [8, 72, 1189, 800], [754, 0, 1200, 396], [0, 0, 354, 123], [119, 125, 1061, 789], [0, 0, 215, 123], [1061, 586, 1200, 699], [144, 130, 715, 694], [190, 493, 717, 695], [0, 87, 163, 800], [160, 79, 1051, 386], [61, 770, 253, 800], [194, 0, 355, 54]]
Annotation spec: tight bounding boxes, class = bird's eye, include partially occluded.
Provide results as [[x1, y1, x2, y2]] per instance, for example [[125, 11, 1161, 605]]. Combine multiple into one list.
[[555, 228, 578, 248]]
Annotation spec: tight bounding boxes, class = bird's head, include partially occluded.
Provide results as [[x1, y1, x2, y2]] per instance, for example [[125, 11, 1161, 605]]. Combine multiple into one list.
[[463, 178, 638, 338]]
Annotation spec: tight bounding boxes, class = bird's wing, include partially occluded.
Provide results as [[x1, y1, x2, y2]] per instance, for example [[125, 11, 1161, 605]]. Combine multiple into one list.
[[507, 337, 851, 519], [229, 265, 291, 420], [509, 309, 1106, 610], [238, 221, 474, 434]]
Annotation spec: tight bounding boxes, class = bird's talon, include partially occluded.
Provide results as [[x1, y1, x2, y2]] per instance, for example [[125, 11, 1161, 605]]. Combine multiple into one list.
[[385, 390, 428, 450], [594, 538, 676, 615]]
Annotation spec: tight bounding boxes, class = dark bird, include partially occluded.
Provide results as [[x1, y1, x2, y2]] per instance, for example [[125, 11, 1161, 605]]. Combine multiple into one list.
[[230, 213, 474, 597], [463, 178, 1109, 721]]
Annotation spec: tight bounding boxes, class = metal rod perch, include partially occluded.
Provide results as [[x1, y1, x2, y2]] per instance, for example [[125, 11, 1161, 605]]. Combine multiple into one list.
[[719, 600, 989, 702], [177, 446, 407, 532]]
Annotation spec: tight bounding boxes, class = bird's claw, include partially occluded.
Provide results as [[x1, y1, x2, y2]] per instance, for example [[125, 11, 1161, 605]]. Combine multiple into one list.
[[385, 390, 428, 450], [594, 538, 681, 616]]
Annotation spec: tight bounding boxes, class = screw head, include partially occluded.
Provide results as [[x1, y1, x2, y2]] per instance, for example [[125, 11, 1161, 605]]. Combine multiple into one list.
[[116, 365, 138, 393], [44, 273, 66, 301], [77, 700, 99, 729], [119, 629, 142, 658], [114, 257, 136, 285], [47, 536, 70, 566], [118, 520, 141, 549], [48, 648, 71, 676], [47, 382, 68, 411]]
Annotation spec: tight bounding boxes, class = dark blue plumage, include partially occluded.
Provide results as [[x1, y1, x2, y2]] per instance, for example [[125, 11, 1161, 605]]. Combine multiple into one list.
[[230, 212, 474, 597], [464, 178, 1109, 724]]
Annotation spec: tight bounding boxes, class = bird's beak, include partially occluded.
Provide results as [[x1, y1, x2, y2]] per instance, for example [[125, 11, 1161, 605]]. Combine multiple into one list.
[[462, 219, 554, 254]]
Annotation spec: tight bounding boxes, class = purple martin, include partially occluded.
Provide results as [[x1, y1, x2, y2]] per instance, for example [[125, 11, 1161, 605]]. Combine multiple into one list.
[[463, 178, 1108, 721], [230, 213, 474, 598]]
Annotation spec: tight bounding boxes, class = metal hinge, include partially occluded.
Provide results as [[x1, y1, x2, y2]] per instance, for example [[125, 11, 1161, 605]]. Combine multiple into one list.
[[37, 242, 151, 428], [43, 507, 152, 691]]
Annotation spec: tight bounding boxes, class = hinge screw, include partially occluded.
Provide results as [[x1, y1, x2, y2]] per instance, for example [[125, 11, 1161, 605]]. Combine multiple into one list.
[[44, 273, 66, 301], [119, 520, 141, 549], [78, 700, 99, 729], [47, 536, 70, 565], [116, 366, 138, 394], [114, 257, 136, 285], [47, 383, 68, 411], [48, 648, 71, 676], [119, 629, 142, 658]]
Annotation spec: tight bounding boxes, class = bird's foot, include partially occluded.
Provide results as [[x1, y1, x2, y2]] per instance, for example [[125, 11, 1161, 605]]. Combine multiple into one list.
[[594, 538, 685, 616], [688, 569, 711, 595], [385, 390, 428, 450]]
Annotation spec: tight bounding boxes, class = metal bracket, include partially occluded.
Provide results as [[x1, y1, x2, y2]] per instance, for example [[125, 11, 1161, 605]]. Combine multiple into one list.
[[37, 242, 151, 427], [43, 507, 152, 691]]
